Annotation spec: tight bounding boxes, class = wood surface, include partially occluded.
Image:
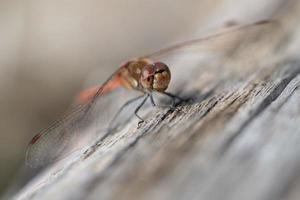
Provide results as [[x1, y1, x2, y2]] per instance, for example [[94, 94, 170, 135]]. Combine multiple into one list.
[[10, 1, 300, 200]]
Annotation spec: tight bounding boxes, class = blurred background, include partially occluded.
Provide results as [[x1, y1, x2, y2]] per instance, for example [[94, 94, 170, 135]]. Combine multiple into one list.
[[0, 0, 286, 196]]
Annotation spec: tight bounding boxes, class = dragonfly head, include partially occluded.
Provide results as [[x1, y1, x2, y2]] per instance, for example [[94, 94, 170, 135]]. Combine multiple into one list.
[[140, 62, 171, 92]]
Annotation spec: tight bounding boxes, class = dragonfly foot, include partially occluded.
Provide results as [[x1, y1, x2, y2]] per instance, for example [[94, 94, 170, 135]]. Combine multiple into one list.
[[138, 120, 145, 128]]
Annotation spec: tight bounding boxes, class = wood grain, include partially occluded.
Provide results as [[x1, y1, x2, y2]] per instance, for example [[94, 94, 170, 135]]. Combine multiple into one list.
[[10, 1, 300, 200]]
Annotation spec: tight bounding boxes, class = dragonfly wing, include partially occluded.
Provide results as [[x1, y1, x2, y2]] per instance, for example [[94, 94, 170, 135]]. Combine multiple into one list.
[[26, 104, 88, 168], [142, 20, 280, 94], [26, 68, 140, 168]]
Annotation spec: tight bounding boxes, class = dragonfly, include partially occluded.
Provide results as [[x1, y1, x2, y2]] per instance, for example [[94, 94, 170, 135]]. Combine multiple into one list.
[[26, 20, 276, 168]]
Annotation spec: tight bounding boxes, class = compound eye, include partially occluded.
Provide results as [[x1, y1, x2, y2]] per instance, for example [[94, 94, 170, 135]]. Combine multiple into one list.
[[140, 64, 155, 90], [152, 62, 171, 92], [142, 64, 155, 79]]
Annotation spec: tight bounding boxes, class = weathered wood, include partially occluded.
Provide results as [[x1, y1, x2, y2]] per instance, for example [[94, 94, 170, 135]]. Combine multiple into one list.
[[10, 1, 300, 200]]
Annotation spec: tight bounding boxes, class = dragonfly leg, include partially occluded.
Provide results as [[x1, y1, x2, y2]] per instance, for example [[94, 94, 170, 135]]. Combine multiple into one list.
[[162, 92, 177, 107], [162, 91, 185, 101], [150, 94, 156, 106], [135, 94, 149, 125], [108, 94, 146, 131], [161, 91, 188, 107]]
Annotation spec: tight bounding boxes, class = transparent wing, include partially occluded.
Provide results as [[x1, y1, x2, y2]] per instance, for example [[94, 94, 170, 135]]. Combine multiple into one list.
[[26, 68, 142, 168], [142, 20, 280, 95], [26, 104, 89, 168]]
